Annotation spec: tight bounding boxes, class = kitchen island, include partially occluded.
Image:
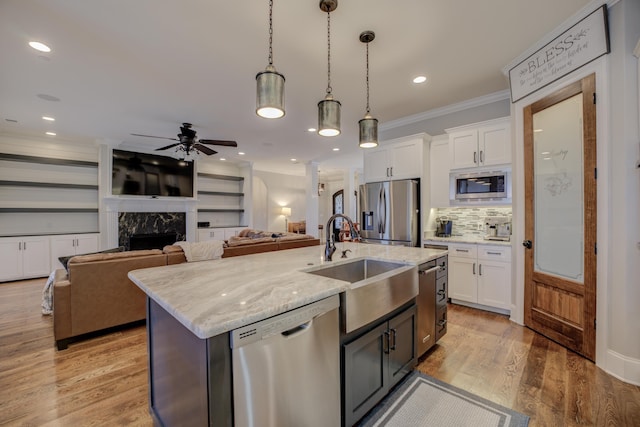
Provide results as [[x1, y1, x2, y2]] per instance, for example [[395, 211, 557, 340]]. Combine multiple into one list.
[[129, 242, 446, 426]]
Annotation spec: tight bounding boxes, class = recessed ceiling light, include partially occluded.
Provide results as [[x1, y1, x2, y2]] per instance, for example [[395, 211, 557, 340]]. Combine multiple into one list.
[[29, 41, 51, 53], [307, 128, 317, 132], [220, 158, 226, 161], [412, 75, 427, 84], [332, 148, 340, 151], [290, 158, 297, 162], [238, 152, 245, 156], [42, 116, 55, 121], [45, 132, 56, 136]]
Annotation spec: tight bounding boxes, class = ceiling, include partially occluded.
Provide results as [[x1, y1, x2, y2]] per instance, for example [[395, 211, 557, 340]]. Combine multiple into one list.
[[0, 0, 592, 176]]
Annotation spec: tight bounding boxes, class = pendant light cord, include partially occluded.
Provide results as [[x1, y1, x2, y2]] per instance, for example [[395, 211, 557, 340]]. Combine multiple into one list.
[[268, 0, 274, 65], [326, 11, 332, 95], [365, 42, 370, 114]]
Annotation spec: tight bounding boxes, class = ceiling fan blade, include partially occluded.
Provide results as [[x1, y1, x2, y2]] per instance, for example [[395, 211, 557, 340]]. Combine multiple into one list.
[[131, 133, 179, 141], [194, 144, 217, 156], [198, 139, 238, 147], [155, 143, 181, 151]]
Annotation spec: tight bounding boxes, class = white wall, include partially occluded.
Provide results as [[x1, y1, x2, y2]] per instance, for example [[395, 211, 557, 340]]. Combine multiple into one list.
[[253, 169, 307, 233]]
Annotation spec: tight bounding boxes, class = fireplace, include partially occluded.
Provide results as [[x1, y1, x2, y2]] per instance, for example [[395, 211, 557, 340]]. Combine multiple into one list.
[[118, 212, 185, 250], [129, 232, 178, 250]]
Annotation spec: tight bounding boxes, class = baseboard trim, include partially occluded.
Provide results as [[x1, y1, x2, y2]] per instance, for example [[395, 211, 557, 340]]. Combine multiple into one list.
[[604, 349, 640, 386]]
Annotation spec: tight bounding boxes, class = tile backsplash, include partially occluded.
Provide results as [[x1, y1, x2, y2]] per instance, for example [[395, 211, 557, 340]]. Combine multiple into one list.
[[435, 207, 512, 237]]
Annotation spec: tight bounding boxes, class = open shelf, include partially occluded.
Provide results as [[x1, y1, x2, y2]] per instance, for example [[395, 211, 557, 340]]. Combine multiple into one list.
[[197, 190, 244, 197], [197, 173, 244, 181], [0, 180, 99, 190]]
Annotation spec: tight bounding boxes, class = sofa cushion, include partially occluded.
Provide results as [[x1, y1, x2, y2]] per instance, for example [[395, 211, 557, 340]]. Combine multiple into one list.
[[59, 246, 125, 271], [68, 249, 162, 264]]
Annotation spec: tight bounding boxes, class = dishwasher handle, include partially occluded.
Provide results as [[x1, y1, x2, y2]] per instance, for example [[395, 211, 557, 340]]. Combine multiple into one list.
[[281, 320, 313, 338], [418, 266, 440, 275]]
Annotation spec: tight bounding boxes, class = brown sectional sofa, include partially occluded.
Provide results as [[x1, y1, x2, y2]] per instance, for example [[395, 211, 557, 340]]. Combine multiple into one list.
[[53, 234, 320, 350]]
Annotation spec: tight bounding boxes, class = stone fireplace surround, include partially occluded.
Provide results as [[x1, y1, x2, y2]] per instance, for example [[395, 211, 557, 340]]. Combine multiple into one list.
[[118, 212, 185, 251], [103, 197, 197, 250]]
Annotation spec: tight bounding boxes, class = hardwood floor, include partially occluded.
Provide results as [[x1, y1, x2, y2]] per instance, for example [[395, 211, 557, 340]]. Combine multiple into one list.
[[1, 278, 638, 426]]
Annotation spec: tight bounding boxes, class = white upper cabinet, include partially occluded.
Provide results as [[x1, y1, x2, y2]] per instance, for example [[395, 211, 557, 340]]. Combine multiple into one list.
[[429, 135, 450, 208], [363, 134, 426, 183], [447, 118, 511, 170]]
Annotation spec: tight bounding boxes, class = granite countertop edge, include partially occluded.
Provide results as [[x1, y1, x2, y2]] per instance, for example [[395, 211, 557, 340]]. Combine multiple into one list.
[[129, 242, 446, 339]]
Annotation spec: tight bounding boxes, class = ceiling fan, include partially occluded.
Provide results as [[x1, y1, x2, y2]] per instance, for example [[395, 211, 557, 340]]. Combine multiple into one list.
[[131, 123, 238, 158]]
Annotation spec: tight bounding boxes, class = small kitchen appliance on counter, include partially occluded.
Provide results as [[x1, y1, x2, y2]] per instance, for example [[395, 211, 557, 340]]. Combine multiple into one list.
[[484, 217, 511, 241], [435, 217, 453, 237]]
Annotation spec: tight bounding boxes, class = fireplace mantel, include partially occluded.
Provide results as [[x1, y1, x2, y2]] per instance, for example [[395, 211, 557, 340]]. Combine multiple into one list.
[[103, 196, 197, 248]]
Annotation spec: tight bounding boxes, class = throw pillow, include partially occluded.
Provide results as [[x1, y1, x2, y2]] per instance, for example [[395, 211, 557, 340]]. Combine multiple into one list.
[[58, 246, 125, 272]]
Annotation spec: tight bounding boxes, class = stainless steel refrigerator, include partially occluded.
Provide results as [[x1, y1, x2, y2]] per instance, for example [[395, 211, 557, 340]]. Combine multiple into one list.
[[359, 179, 419, 246]]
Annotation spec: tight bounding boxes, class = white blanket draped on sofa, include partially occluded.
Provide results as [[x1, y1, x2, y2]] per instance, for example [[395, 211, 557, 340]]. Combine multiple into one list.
[[174, 240, 224, 262]]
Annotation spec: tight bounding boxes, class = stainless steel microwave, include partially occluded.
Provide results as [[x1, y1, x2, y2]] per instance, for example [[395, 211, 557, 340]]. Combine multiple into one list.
[[450, 168, 511, 204]]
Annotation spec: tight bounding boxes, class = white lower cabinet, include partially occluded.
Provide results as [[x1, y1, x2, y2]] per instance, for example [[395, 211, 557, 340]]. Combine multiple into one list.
[[50, 234, 99, 270], [448, 243, 511, 313], [0, 236, 51, 282], [198, 227, 244, 242]]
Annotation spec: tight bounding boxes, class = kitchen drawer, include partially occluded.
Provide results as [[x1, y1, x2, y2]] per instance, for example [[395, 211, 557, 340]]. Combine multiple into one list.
[[477, 245, 511, 262], [435, 305, 447, 342], [436, 276, 447, 306], [448, 244, 477, 259], [436, 256, 447, 279]]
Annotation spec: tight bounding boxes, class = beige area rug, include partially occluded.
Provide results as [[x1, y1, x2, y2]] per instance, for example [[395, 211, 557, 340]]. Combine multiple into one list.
[[359, 371, 529, 427]]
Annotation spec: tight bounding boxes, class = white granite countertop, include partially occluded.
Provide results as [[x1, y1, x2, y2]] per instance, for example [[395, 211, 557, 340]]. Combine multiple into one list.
[[128, 242, 446, 339], [425, 235, 512, 246]]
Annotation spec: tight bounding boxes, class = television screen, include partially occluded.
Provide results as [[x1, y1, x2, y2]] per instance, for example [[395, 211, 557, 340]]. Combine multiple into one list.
[[112, 149, 194, 197]]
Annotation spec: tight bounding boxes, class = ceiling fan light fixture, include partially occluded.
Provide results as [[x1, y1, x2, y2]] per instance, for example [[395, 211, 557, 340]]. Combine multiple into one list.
[[256, 0, 285, 119], [317, 0, 340, 138], [359, 30, 378, 149]]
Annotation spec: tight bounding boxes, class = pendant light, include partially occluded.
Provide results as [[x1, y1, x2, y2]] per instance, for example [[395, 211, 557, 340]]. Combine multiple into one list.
[[256, 0, 285, 119], [317, 0, 340, 137], [359, 30, 378, 148]]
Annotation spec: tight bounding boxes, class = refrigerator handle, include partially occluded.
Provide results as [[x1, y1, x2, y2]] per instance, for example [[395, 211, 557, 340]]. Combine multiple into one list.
[[377, 187, 383, 233], [380, 186, 387, 234]]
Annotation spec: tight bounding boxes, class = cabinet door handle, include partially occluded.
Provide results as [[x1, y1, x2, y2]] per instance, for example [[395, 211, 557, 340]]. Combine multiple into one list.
[[383, 330, 390, 354], [479, 264, 482, 276], [455, 249, 469, 253], [389, 328, 397, 351], [390, 167, 393, 177], [487, 251, 501, 256], [474, 151, 477, 164], [480, 150, 484, 163], [473, 262, 476, 275], [23, 242, 26, 251], [19, 242, 22, 251]]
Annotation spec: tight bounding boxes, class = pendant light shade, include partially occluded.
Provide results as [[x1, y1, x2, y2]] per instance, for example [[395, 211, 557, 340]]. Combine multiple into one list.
[[256, 65, 285, 118], [318, 95, 341, 137], [256, 0, 285, 119], [358, 30, 378, 148], [318, 0, 340, 137], [359, 114, 378, 148]]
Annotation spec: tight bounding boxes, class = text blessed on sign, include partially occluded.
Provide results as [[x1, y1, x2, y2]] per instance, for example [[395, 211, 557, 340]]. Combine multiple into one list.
[[509, 5, 610, 103]]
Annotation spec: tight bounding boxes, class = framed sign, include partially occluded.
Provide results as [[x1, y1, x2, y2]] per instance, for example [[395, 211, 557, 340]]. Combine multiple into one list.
[[509, 5, 610, 103]]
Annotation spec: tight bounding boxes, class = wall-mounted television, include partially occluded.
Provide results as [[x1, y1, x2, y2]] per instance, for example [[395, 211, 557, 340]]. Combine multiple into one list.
[[112, 149, 194, 197]]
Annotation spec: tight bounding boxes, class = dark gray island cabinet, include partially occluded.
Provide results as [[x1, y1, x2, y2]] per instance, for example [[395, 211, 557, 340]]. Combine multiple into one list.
[[129, 242, 449, 426], [147, 298, 233, 426]]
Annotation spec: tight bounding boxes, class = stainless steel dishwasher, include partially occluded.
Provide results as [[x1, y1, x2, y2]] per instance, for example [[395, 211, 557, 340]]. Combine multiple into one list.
[[231, 295, 340, 427]]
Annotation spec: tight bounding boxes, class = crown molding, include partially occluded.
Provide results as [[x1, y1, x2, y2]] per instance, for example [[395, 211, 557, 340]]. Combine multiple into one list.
[[380, 90, 510, 132]]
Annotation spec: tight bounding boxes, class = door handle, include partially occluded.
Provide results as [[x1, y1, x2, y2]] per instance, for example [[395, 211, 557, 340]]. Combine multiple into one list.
[[390, 167, 393, 177], [522, 240, 532, 249], [383, 330, 390, 354], [479, 264, 482, 276], [23, 242, 26, 251], [19, 242, 22, 251], [474, 151, 477, 164], [480, 150, 484, 163], [386, 167, 389, 177], [473, 262, 476, 275], [419, 266, 440, 275], [389, 328, 397, 351]]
